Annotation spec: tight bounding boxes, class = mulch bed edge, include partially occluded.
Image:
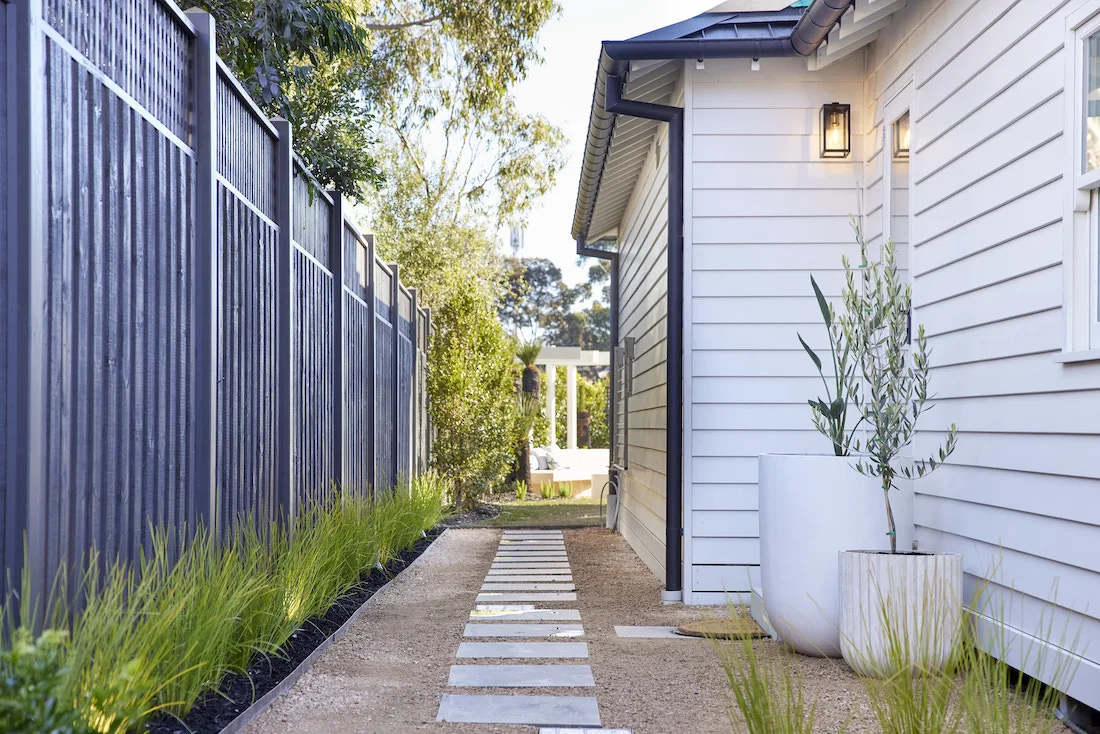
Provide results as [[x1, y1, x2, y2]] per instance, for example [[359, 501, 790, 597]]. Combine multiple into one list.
[[144, 527, 445, 734], [216, 527, 444, 734]]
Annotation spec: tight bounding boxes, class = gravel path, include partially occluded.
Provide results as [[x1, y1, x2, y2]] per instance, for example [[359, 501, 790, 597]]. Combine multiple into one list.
[[244, 526, 1062, 733]]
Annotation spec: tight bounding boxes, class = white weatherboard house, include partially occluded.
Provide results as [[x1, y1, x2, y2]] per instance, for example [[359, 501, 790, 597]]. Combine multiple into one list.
[[572, 0, 1100, 716]]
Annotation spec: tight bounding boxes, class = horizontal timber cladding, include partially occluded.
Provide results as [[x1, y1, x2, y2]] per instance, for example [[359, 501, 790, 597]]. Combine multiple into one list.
[[40, 31, 198, 578], [612, 91, 675, 582], [685, 54, 866, 601], [3, 0, 432, 603], [861, 0, 1100, 711]]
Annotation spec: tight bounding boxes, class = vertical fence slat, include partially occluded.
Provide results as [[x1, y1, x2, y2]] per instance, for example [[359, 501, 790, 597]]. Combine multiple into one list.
[[273, 118, 293, 522], [390, 264, 400, 491], [329, 193, 344, 491]]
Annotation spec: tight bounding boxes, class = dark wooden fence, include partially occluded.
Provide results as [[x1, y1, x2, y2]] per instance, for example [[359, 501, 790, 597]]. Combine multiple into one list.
[[0, 0, 432, 602]]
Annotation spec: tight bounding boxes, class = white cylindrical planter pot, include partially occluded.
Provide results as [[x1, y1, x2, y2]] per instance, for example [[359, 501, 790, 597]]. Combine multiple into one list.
[[758, 454, 913, 657], [839, 551, 963, 677]]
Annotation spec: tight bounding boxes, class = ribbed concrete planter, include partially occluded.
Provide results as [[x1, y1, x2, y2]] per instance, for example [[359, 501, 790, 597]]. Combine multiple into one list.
[[758, 454, 912, 657], [839, 550, 963, 677]]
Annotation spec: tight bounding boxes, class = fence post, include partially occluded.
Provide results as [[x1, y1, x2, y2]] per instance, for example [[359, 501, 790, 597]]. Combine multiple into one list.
[[7, 0, 47, 612], [273, 119, 294, 524], [409, 289, 418, 476], [328, 192, 345, 494], [424, 307, 432, 468], [187, 9, 218, 534], [389, 263, 401, 492], [366, 235, 377, 495]]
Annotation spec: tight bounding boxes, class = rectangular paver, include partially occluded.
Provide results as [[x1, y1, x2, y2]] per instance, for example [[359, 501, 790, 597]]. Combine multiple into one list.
[[484, 575, 573, 582], [496, 553, 569, 559], [456, 641, 589, 659], [614, 625, 683, 639], [477, 592, 577, 602], [481, 582, 576, 592], [470, 608, 582, 621], [540, 729, 633, 734], [488, 567, 573, 574], [500, 538, 566, 543], [496, 544, 566, 550], [464, 623, 584, 638], [474, 604, 536, 611], [502, 530, 563, 535], [448, 664, 595, 688], [437, 694, 600, 727], [492, 558, 570, 564]]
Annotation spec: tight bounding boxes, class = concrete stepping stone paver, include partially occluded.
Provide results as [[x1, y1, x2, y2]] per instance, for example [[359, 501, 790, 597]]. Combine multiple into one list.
[[502, 530, 562, 534], [496, 553, 569, 559], [497, 544, 566, 550], [540, 729, 633, 734], [456, 641, 589, 658], [481, 582, 575, 591], [488, 567, 573, 574], [474, 604, 536, 610], [470, 608, 582, 621], [477, 592, 577, 602], [437, 694, 600, 727], [484, 575, 573, 582], [448, 664, 595, 688], [614, 625, 683, 638], [496, 549, 569, 554], [492, 559, 571, 565], [464, 623, 584, 638]]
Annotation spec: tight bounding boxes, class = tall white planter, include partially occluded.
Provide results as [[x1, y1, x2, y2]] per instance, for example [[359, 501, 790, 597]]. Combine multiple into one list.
[[758, 454, 912, 657], [839, 551, 963, 676]]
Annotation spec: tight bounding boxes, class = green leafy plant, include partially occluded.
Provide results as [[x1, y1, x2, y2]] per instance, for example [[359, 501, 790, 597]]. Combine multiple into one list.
[[712, 605, 815, 734], [838, 222, 957, 552], [514, 480, 528, 500], [540, 483, 555, 500], [799, 275, 860, 457], [0, 628, 88, 733], [557, 482, 573, 499]]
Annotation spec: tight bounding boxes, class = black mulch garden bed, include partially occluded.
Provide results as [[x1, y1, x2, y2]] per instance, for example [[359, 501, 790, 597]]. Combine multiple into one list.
[[145, 528, 443, 734]]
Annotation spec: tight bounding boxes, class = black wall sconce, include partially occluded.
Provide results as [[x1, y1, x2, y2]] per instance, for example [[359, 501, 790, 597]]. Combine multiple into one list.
[[820, 102, 851, 159]]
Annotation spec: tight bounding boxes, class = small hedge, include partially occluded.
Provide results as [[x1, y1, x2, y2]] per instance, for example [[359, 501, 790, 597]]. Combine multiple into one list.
[[0, 472, 449, 733]]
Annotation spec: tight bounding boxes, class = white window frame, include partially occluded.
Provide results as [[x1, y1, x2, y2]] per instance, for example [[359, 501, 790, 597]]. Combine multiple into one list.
[[1062, 1, 1100, 359], [882, 80, 915, 342]]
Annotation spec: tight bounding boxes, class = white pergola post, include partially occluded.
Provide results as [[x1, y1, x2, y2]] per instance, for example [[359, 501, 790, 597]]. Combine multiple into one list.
[[544, 364, 557, 448], [566, 365, 577, 450]]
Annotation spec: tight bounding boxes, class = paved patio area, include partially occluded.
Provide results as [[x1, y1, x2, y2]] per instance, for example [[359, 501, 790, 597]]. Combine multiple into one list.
[[245, 527, 734, 733]]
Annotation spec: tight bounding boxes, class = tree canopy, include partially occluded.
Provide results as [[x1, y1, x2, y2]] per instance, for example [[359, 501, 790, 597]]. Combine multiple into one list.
[[501, 257, 611, 350]]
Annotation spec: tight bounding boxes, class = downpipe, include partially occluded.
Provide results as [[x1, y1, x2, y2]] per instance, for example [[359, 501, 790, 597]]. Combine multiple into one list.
[[604, 73, 685, 602]]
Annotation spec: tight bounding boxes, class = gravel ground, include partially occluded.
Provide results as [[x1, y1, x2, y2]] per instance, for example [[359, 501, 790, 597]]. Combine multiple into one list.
[[244, 527, 1067, 734]]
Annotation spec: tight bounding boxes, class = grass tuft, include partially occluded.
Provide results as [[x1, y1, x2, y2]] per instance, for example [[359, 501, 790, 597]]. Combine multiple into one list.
[[1, 472, 450, 732]]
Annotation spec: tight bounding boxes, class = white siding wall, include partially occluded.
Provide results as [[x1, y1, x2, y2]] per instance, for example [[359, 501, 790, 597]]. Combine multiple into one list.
[[686, 55, 867, 605], [863, 0, 1100, 709], [616, 104, 672, 580]]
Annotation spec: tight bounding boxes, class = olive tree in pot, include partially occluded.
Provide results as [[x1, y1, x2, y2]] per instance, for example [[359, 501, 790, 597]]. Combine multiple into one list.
[[836, 224, 961, 677], [759, 239, 914, 658]]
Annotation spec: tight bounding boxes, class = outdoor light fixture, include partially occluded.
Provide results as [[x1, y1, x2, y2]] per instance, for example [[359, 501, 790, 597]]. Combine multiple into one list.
[[820, 102, 851, 159], [893, 111, 911, 159]]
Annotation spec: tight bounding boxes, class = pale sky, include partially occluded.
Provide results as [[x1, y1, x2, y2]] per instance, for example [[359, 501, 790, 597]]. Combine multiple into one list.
[[505, 0, 715, 286]]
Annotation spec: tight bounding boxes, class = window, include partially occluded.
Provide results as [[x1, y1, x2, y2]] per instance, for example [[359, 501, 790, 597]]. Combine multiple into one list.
[[1064, 3, 1100, 355], [883, 87, 913, 342]]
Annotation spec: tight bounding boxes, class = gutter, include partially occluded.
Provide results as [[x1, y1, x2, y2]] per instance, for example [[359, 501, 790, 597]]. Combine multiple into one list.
[[577, 0, 848, 602]]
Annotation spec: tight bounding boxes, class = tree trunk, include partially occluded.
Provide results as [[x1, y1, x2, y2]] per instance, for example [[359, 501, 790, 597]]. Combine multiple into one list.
[[522, 365, 540, 398], [883, 485, 897, 553], [516, 438, 531, 488]]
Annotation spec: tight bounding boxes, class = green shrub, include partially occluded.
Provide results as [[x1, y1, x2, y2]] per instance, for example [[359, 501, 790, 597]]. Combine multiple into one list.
[[514, 480, 528, 500], [558, 482, 573, 499], [6, 472, 449, 732], [0, 628, 89, 733], [540, 483, 555, 500]]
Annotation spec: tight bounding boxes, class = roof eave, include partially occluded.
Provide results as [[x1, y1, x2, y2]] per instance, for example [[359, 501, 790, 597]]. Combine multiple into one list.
[[571, 0, 849, 245]]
